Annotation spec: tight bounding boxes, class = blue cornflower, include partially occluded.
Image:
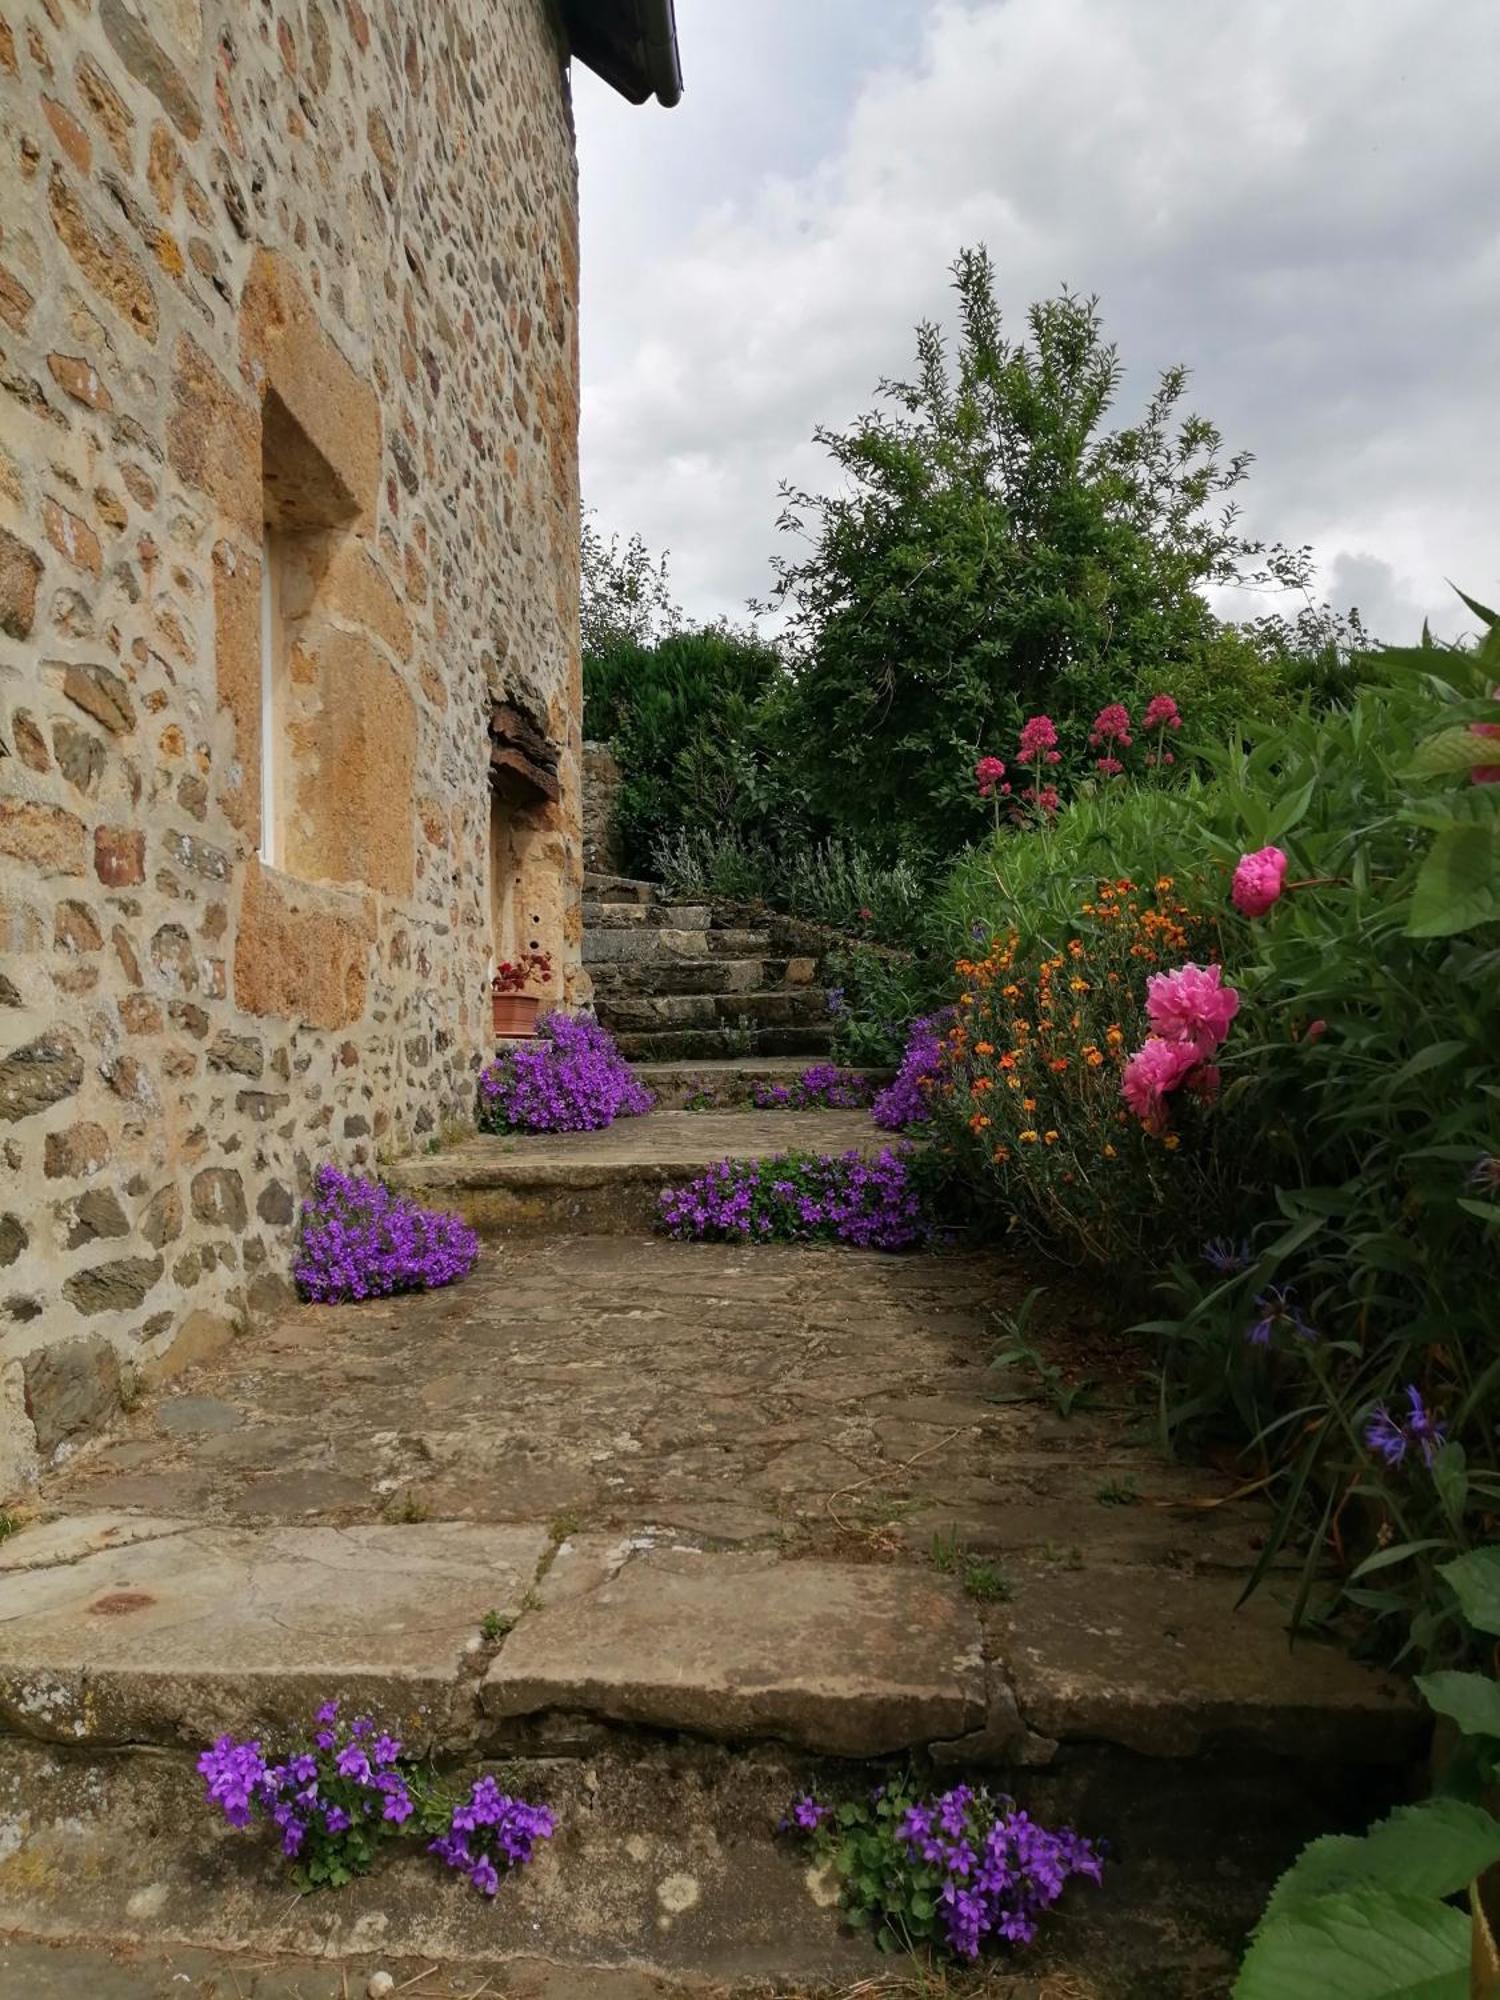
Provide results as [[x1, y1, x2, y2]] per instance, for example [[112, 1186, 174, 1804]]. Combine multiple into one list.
[[1366, 1385, 1447, 1469]]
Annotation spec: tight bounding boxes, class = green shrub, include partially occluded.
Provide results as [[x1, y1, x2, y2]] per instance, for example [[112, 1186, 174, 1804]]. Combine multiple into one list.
[[652, 825, 929, 946], [931, 601, 1500, 1657], [768, 246, 1354, 858], [584, 625, 794, 872]]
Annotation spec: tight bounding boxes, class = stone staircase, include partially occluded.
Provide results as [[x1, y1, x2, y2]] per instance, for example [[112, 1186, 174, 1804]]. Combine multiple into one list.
[[0, 1007, 1428, 1995], [583, 871, 836, 1064]]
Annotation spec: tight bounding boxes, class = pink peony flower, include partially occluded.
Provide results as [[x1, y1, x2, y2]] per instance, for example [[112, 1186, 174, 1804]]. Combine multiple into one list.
[[1018, 714, 1059, 761], [1142, 694, 1182, 732], [1121, 1038, 1199, 1132], [1469, 720, 1500, 785], [1232, 845, 1289, 918], [975, 755, 1007, 798], [1145, 962, 1241, 1059]]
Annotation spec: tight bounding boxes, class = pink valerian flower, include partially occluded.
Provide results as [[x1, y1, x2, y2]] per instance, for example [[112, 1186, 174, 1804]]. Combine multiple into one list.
[[1231, 845, 1289, 918], [1121, 1038, 1200, 1133], [1017, 714, 1061, 764], [1469, 719, 1500, 785], [975, 755, 1008, 798], [1095, 755, 1124, 777], [1145, 962, 1241, 1060], [1089, 703, 1133, 750], [1142, 693, 1182, 732]]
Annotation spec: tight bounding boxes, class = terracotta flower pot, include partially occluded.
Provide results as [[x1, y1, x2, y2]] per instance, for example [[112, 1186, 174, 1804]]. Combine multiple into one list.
[[492, 992, 541, 1038]]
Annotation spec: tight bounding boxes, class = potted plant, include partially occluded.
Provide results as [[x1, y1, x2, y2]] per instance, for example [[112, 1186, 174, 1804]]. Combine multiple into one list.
[[491, 950, 553, 1038]]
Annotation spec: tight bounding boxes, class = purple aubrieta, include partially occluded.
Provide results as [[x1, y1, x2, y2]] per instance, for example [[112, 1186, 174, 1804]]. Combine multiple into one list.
[[873, 1011, 953, 1131], [658, 1146, 929, 1251], [294, 1164, 479, 1305], [478, 1012, 653, 1134]]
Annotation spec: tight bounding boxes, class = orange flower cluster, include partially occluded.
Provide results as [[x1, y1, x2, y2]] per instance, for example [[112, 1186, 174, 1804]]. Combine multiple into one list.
[[937, 881, 1219, 1244]]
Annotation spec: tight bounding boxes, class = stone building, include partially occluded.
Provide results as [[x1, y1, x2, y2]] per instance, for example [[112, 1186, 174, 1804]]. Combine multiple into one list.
[[0, 0, 681, 1491]]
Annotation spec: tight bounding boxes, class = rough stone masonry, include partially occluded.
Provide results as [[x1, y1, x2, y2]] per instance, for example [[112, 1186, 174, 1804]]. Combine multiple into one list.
[[0, 0, 590, 1490]]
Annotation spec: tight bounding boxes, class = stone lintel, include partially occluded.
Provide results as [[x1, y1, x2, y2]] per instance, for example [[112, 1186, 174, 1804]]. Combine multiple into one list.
[[490, 743, 560, 805]]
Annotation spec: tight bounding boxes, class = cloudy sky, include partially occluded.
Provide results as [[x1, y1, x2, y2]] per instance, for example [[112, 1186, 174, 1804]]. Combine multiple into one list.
[[573, 0, 1498, 644]]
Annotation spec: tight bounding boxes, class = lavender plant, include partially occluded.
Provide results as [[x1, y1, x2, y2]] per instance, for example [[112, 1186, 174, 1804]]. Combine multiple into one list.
[[198, 1702, 555, 1898], [478, 1012, 653, 1134], [784, 1781, 1102, 1961], [293, 1164, 478, 1304], [752, 1063, 874, 1110], [658, 1146, 929, 1250]]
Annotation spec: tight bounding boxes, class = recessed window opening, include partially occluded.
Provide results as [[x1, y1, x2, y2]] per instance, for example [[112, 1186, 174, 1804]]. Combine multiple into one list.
[[258, 527, 282, 868], [257, 386, 359, 877]]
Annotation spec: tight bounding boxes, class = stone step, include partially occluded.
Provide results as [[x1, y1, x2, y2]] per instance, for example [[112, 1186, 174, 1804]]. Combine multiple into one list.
[[0, 1711, 1400, 1997], [612, 1024, 836, 1063], [582, 870, 657, 905], [584, 926, 779, 968], [584, 901, 713, 930], [595, 989, 832, 1036], [589, 954, 820, 998], [632, 1057, 889, 1109], [387, 1104, 876, 1233], [0, 1515, 1420, 1768]]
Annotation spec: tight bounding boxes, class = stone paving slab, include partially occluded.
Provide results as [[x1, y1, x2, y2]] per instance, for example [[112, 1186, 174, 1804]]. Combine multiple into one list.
[[979, 1563, 1422, 1763], [483, 1544, 986, 1756], [0, 1522, 547, 1748], [390, 1109, 887, 1188]]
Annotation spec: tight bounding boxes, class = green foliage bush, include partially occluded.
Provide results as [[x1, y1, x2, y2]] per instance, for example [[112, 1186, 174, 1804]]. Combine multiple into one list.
[[652, 825, 928, 945], [583, 625, 793, 872]]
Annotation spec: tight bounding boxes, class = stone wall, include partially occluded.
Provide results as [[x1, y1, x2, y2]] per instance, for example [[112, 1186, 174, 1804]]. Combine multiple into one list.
[[0, 0, 585, 1492]]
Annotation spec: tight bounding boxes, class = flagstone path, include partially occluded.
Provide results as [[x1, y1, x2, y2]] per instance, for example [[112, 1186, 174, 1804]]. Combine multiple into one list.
[[0, 1103, 1425, 1996]]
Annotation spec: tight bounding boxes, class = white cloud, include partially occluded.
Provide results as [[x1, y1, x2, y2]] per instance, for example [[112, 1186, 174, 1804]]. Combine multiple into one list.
[[576, 0, 1500, 642]]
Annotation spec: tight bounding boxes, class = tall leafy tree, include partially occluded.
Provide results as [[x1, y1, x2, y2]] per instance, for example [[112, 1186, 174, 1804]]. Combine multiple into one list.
[[770, 248, 1315, 855]]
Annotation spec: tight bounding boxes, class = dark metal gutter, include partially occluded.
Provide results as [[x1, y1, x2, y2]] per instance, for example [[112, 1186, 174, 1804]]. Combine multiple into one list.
[[562, 0, 683, 108]]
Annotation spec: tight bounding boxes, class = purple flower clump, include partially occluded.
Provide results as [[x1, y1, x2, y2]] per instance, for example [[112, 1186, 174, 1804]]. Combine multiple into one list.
[[429, 1774, 556, 1898], [873, 1012, 951, 1130], [198, 1699, 416, 1868], [199, 1704, 554, 1898], [478, 1012, 653, 1134], [788, 1783, 1102, 1962], [658, 1146, 929, 1251], [293, 1164, 478, 1304], [752, 1063, 874, 1111]]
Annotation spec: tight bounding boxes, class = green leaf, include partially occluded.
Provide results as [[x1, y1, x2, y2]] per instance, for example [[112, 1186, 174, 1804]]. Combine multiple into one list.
[[1406, 726, 1500, 779], [1419, 1672, 1500, 1741], [1235, 1889, 1469, 2000], [1262, 1800, 1500, 1923], [1349, 1539, 1448, 1581], [1389, 1041, 1469, 1085], [1459, 1199, 1500, 1226], [1441, 1548, 1500, 1636], [1408, 823, 1500, 938]]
